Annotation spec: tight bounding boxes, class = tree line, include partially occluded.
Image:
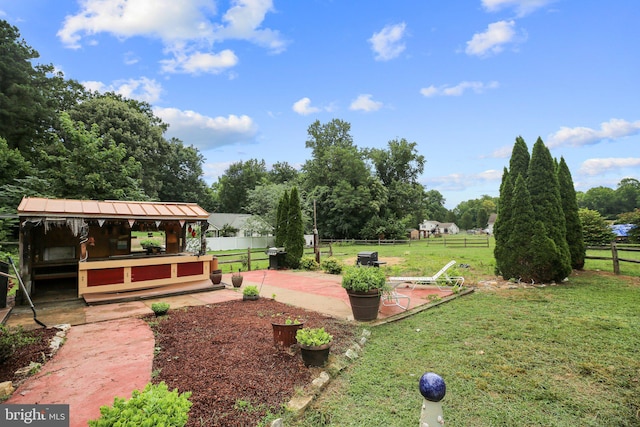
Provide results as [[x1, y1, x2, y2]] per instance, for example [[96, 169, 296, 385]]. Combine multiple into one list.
[[1, 19, 637, 245]]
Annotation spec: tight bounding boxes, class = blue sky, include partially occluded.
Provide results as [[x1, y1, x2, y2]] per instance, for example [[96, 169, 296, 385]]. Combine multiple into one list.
[[1, 0, 639, 209]]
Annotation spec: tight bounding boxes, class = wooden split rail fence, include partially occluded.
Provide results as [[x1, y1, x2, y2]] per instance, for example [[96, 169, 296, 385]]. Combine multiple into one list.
[[585, 243, 640, 275]]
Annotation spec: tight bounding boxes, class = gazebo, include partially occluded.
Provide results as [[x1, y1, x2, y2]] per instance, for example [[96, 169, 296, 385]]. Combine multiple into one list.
[[17, 197, 218, 303]]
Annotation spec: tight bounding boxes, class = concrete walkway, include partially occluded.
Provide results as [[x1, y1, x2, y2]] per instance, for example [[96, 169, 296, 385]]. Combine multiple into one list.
[[5, 317, 155, 427]]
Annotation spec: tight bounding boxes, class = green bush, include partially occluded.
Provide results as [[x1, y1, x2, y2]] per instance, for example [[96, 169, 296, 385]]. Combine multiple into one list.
[[296, 327, 333, 347], [320, 257, 343, 274], [89, 382, 192, 427], [243, 285, 259, 296], [151, 302, 170, 316], [341, 266, 387, 292], [299, 256, 320, 271]]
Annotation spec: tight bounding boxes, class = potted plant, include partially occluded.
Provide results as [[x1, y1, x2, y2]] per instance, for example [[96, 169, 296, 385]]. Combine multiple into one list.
[[271, 315, 305, 349], [296, 327, 333, 367], [242, 285, 259, 301], [231, 268, 243, 288], [341, 266, 388, 321]]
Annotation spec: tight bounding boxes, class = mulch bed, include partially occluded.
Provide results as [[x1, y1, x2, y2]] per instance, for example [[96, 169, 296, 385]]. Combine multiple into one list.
[[147, 298, 358, 427]]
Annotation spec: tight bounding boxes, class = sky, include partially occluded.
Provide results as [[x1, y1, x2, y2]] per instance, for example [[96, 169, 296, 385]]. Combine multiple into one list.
[[1, 0, 639, 209]]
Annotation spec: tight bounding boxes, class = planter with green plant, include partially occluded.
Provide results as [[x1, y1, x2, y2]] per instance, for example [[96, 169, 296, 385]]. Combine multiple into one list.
[[295, 327, 333, 367], [271, 315, 305, 349], [242, 285, 259, 301], [151, 302, 170, 317], [341, 266, 388, 321]]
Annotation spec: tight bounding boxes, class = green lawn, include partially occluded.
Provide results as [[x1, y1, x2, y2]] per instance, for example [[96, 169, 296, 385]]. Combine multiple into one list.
[[274, 240, 640, 426]]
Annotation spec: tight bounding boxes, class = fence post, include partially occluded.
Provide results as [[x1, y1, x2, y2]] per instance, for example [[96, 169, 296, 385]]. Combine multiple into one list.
[[611, 243, 620, 275], [419, 372, 446, 426], [247, 247, 252, 271]]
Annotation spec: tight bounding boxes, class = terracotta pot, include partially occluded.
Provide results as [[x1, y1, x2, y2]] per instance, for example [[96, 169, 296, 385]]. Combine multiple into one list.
[[210, 269, 222, 285], [232, 275, 243, 288], [271, 322, 304, 349], [346, 289, 381, 321], [299, 342, 331, 367]]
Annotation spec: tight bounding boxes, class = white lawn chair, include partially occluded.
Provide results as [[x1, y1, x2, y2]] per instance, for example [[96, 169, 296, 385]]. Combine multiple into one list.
[[388, 260, 464, 291], [381, 285, 411, 310]]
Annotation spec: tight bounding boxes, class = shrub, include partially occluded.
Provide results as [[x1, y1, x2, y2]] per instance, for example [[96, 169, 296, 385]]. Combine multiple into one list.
[[321, 257, 343, 274], [296, 327, 333, 347], [299, 256, 320, 271], [151, 302, 170, 316], [89, 382, 192, 427], [341, 266, 387, 292], [243, 285, 259, 297]]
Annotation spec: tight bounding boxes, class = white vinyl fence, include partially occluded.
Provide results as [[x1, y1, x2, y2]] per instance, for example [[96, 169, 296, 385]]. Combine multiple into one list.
[[206, 235, 315, 252]]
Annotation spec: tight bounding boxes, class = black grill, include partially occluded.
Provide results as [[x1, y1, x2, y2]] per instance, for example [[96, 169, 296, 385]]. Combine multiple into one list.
[[266, 247, 286, 269], [356, 251, 378, 266]]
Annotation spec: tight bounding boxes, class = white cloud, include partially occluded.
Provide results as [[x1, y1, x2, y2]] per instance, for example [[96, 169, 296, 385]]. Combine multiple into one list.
[[123, 51, 139, 65], [81, 77, 163, 103], [482, 0, 554, 17], [420, 81, 499, 97], [160, 49, 238, 74], [547, 118, 640, 148], [349, 94, 383, 112], [57, 0, 285, 74], [465, 20, 518, 57], [154, 107, 258, 149], [579, 158, 640, 176], [369, 22, 407, 61], [485, 145, 513, 159], [212, 0, 287, 53], [203, 161, 234, 182], [426, 169, 502, 191], [292, 97, 321, 115]]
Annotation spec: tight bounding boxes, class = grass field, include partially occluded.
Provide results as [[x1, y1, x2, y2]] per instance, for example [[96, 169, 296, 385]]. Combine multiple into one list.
[[260, 239, 640, 426]]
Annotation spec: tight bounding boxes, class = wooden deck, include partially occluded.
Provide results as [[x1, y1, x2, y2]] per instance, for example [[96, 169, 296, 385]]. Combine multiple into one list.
[[82, 279, 224, 305]]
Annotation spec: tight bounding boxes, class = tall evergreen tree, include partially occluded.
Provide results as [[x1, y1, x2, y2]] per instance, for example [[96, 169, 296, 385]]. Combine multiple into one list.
[[503, 174, 539, 281], [494, 168, 513, 276], [274, 190, 289, 248], [527, 137, 571, 281], [509, 136, 530, 183], [284, 187, 305, 268], [557, 157, 585, 269]]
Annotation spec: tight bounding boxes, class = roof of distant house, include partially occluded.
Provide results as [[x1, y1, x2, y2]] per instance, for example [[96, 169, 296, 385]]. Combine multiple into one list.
[[610, 223, 634, 237]]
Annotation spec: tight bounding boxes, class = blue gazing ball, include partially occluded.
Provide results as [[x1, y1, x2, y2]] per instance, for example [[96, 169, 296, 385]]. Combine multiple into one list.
[[419, 372, 446, 402]]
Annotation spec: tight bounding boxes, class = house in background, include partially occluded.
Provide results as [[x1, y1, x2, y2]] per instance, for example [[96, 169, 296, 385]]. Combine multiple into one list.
[[207, 213, 273, 238], [418, 220, 460, 238], [485, 213, 498, 235]]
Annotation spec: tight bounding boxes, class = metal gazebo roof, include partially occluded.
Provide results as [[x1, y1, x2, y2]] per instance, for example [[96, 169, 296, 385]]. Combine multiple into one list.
[[17, 197, 209, 221]]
